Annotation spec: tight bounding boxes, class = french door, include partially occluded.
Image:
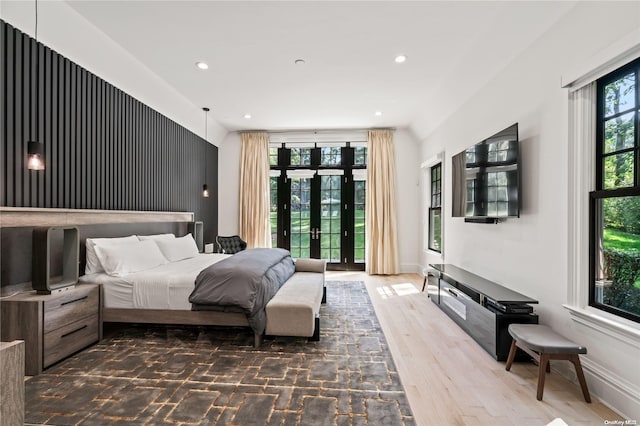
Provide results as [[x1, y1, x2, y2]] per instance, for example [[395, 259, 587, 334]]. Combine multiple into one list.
[[270, 144, 366, 270]]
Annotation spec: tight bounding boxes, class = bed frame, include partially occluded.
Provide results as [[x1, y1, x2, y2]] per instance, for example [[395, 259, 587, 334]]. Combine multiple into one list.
[[102, 307, 262, 347], [2, 207, 263, 348]]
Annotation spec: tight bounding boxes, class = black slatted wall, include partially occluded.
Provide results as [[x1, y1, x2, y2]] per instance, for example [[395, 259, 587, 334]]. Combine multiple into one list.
[[0, 20, 218, 241]]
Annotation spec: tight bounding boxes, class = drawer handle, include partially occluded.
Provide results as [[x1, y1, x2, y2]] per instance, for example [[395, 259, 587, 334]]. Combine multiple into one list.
[[61, 325, 88, 339], [60, 296, 88, 306], [447, 288, 459, 297]]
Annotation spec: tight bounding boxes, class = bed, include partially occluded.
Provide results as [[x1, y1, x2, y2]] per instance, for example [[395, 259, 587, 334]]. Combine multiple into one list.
[[79, 233, 295, 347]]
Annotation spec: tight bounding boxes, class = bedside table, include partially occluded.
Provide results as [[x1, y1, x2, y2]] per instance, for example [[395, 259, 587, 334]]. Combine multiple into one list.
[[1, 284, 102, 375]]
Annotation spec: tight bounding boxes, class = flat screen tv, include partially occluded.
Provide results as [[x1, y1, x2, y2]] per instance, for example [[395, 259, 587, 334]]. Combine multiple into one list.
[[452, 123, 520, 222]]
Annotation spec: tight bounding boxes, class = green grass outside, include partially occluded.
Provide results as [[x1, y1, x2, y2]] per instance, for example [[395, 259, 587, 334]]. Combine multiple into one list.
[[270, 209, 365, 261], [603, 228, 640, 251]]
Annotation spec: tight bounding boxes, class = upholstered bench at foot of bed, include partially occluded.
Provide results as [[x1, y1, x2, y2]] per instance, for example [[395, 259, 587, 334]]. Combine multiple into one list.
[[265, 259, 326, 340]]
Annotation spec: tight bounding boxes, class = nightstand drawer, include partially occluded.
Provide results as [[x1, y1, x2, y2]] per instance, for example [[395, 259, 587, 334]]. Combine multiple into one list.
[[43, 314, 100, 368], [1, 283, 102, 375], [43, 286, 99, 333]]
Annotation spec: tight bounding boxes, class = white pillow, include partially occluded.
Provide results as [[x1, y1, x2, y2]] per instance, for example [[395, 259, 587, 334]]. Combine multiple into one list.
[[85, 235, 138, 275], [137, 233, 175, 241], [95, 240, 168, 277], [154, 233, 200, 262]]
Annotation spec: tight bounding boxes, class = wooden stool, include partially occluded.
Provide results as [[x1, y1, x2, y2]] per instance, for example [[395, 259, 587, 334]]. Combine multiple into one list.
[[505, 324, 591, 403]]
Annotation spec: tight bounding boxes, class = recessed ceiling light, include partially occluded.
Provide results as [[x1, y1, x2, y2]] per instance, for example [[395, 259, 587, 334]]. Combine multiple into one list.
[[375, 111, 382, 116], [394, 55, 407, 64], [294, 59, 306, 65], [195, 61, 209, 70], [244, 113, 252, 119]]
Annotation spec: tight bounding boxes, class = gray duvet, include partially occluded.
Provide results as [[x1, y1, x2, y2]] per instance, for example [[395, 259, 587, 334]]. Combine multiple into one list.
[[189, 248, 295, 334]]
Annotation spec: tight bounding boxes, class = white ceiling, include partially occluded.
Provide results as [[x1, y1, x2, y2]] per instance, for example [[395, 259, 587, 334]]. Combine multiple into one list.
[[61, 1, 575, 137]]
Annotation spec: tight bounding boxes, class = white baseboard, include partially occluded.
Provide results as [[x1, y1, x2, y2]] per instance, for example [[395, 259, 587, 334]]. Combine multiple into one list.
[[553, 356, 640, 420], [399, 263, 420, 274]]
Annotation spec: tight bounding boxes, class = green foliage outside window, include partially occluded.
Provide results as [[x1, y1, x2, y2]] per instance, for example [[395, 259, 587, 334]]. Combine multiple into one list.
[[594, 63, 640, 321], [321, 147, 341, 165], [354, 147, 367, 165], [602, 248, 640, 315], [290, 148, 311, 166], [428, 163, 442, 253], [603, 197, 640, 235], [269, 147, 279, 166]]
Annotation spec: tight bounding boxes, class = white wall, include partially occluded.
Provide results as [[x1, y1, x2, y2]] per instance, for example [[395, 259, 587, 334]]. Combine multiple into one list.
[[394, 129, 421, 272], [217, 129, 421, 271], [1, 1, 227, 145], [217, 132, 242, 235], [419, 1, 640, 418]]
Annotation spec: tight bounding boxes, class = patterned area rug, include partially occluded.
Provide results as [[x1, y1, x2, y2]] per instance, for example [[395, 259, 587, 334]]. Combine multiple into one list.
[[25, 281, 415, 425]]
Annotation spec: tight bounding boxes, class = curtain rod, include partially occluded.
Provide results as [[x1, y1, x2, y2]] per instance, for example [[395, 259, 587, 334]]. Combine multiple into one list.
[[236, 127, 396, 135]]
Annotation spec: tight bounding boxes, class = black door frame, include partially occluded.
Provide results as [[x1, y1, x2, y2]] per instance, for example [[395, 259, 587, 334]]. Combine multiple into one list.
[[270, 144, 365, 271]]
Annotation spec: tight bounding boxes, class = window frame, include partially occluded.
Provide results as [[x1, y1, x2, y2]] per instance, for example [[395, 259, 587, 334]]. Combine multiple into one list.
[[589, 57, 640, 324], [428, 162, 443, 253], [595, 57, 640, 190], [269, 142, 367, 270]]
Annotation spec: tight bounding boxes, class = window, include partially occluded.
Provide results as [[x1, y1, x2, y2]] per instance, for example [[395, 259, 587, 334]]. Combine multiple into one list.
[[320, 147, 341, 166], [290, 147, 311, 166], [354, 146, 368, 165], [269, 146, 279, 166], [269, 142, 367, 270], [270, 176, 279, 247], [353, 145, 367, 264], [429, 163, 442, 252], [354, 178, 366, 262], [320, 175, 341, 262], [591, 57, 640, 323]]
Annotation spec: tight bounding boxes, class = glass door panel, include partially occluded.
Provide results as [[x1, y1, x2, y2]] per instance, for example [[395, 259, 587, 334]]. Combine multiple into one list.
[[320, 175, 342, 263], [289, 177, 311, 258], [270, 176, 279, 247], [354, 179, 366, 263], [270, 145, 366, 270]]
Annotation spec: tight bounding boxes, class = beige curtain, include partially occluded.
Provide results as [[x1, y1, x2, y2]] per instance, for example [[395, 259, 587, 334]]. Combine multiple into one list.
[[239, 131, 272, 248], [366, 129, 399, 274]]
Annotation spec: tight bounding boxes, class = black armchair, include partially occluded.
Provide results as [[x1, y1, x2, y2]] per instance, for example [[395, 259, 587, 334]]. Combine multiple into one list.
[[216, 235, 247, 254]]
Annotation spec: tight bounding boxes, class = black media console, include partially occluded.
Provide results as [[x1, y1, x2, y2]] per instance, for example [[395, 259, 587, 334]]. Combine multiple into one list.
[[429, 264, 539, 361]]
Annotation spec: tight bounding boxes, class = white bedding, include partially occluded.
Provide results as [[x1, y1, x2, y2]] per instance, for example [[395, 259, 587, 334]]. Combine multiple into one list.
[[79, 253, 230, 310]]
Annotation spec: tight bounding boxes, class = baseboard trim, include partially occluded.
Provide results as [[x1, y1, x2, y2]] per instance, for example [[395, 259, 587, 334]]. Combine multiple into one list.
[[553, 355, 640, 419], [399, 264, 420, 274]]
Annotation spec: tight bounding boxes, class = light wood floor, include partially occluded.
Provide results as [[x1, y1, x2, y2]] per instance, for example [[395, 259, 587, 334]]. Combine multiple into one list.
[[326, 271, 621, 426]]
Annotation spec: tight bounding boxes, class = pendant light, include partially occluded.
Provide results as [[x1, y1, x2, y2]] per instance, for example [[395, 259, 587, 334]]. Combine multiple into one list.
[[27, 0, 44, 170], [202, 107, 210, 197]]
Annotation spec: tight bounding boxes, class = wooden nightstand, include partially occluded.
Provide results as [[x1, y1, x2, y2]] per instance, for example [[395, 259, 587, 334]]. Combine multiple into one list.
[[0, 284, 102, 375]]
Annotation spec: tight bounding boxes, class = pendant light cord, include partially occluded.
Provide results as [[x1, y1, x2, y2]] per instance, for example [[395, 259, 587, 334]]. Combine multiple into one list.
[[203, 108, 209, 182], [34, 0, 39, 141]]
